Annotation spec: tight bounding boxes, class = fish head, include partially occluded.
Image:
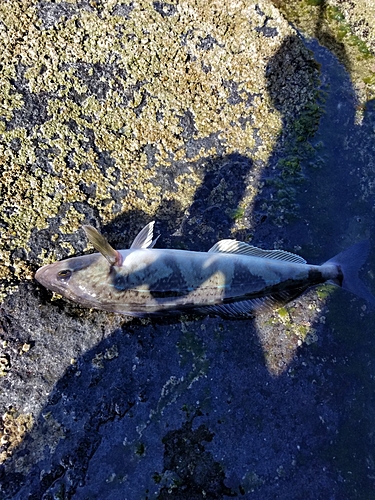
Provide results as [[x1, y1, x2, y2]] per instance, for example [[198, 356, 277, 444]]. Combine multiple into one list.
[[35, 253, 110, 307]]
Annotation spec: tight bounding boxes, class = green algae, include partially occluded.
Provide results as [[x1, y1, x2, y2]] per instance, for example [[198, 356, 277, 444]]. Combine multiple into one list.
[[230, 206, 245, 221], [177, 330, 206, 363], [306, 0, 324, 5], [261, 88, 325, 225], [316, 283, 336, 300], [135, 442, 145, 457], [277, 307, 289, 319], [325, 6, 371, 57], [363, 73, 375, 85]]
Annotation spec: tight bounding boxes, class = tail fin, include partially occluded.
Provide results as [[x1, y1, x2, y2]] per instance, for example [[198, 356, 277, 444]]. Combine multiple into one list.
[[324, 240, 375, 307]]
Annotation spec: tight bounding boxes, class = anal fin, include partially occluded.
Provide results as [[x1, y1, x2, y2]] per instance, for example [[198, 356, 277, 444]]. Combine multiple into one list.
[[195, 286, 309, 319]]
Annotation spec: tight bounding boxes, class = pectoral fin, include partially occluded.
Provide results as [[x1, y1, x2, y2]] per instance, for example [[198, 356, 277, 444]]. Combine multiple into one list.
[[130, 221, 159, 249], [83, 225, 123, 266]]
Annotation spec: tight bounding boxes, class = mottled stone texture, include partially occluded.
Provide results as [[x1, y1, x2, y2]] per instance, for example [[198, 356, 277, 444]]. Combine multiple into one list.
[[1, 0, 375, 499]]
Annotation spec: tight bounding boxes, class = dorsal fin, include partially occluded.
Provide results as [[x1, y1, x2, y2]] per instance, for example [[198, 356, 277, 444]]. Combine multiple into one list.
[[208, 239, 306, 264], [130, 221, 159, 249], [83, 225, 123, 266]]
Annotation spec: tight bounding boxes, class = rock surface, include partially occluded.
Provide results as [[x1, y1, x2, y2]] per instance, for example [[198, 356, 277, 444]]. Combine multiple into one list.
[[1, 1, 375, 498]]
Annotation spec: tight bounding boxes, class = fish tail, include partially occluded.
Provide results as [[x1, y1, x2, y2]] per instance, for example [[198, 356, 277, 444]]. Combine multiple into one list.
[[324, 240, 375, 307]]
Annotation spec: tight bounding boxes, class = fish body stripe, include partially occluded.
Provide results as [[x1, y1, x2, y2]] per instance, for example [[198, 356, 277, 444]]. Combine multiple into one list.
[[35, 223, 374, 317]]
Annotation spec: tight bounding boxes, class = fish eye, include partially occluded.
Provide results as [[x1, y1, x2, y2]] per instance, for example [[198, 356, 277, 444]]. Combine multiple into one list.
[[57, 269, 72, 281]]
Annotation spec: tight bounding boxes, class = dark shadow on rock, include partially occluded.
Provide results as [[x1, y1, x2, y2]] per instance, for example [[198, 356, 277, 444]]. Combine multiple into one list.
[[253, 34, 375, 499], [0, 297, 339, 499], [251, 35, 322, 248], [102, 152, 253, 252], [290, 39, 375, 499]]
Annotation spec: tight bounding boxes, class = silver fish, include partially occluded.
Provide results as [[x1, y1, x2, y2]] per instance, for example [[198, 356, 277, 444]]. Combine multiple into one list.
[[35, 222, 375, 318]]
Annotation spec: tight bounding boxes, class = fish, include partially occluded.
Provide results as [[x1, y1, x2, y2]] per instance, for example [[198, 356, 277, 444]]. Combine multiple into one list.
[[35, 221, 375, 318]]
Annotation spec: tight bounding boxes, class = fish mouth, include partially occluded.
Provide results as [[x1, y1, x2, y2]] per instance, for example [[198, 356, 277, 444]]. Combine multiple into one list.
[[35, 264, 67, 295], [35, 264, 51, 287], [35, 253, 102, 302]]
